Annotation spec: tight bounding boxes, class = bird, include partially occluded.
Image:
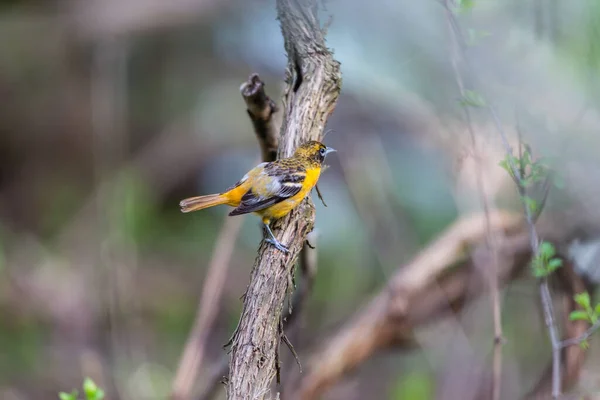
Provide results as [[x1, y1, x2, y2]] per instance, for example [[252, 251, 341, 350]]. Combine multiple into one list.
[[179, 140, 336, 253]]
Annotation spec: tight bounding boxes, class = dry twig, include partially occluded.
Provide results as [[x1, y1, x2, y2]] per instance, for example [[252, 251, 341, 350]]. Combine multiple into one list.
[[226, 0, 341, 398]]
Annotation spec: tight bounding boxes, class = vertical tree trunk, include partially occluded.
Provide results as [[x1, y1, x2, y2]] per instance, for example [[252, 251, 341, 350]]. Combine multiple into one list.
[[226, 0, 341, 399]]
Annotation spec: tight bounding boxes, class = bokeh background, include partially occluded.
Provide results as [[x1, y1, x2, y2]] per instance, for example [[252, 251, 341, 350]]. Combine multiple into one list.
[[2, 0, 600, 399]]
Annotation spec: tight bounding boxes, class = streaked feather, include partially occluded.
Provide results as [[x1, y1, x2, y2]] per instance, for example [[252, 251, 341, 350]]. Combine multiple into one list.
[[228, 162, 306, 215]]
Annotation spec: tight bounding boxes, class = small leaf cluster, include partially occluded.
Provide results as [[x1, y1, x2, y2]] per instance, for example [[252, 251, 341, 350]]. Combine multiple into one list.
[[499, 146, 549, 185], [499, 146, 554, 216], [59, 378, 105, 400], [531, 241, 563, 278], [569, 292, 600, 349], [570, 292, 600, 324]]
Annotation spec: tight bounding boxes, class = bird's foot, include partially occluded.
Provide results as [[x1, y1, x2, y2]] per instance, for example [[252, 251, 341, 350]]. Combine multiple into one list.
[[265, 238, 290, 253]]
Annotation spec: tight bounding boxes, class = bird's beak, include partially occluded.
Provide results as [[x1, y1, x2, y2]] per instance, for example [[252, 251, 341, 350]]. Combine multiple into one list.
[[324, 147, 337, 156]]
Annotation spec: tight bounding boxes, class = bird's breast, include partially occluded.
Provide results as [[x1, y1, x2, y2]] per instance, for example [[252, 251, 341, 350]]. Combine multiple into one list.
[[302, 167, 321, 191]]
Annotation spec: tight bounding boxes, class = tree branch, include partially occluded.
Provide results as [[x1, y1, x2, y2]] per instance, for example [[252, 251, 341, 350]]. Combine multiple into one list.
[[196, 237, 320, 400], [241, 73, 280, 162], [561, 321, 600, 348], [226, 1, 341, 398], [170, 74, 280, 400]]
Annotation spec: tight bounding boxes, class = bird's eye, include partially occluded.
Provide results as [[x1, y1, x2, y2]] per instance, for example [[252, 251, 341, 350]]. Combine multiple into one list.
[[319, 148, 326, 156]]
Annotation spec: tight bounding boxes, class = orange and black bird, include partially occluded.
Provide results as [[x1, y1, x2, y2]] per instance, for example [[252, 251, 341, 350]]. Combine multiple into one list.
[[179, 140, 336, 252]]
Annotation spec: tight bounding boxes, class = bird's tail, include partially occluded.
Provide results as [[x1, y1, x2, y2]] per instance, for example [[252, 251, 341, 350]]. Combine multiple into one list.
[[179, 193, 228, 213]]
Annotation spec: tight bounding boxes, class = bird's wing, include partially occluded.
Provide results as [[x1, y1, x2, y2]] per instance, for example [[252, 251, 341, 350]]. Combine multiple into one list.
[[223, 162, 268, 192], [228, 163, 305, 216]]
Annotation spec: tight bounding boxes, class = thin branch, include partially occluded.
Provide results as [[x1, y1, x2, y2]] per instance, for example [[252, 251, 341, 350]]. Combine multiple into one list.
[[314, 185, 327, 207], [170, 74, 280, 400], [227, 4, 341, 394], [561, 321, 600, 348], [526, 259, 590, 398], [443, 3, 504, 399], [558, 265, 590, 388], [441, 3, 562, 397]]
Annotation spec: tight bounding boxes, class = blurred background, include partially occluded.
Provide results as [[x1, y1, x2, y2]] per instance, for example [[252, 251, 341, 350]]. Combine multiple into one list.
[[2, 0, 600, 399]]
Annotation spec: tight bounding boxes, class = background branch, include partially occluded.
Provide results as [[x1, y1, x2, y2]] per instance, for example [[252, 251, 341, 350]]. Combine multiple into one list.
[[443, 3, 504, 398], [171, 217, 244, 400], [286, 211, 524, 399], [226, 0, 341, 397], [442, 2, 563, 397]]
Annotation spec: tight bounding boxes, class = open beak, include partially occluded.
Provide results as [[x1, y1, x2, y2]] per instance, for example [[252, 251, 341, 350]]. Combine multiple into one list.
[[324, 147, 337, 156]]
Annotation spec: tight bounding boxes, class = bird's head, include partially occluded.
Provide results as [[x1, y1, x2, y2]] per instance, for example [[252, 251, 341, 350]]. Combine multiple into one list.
[[294, 140, 336, 165]]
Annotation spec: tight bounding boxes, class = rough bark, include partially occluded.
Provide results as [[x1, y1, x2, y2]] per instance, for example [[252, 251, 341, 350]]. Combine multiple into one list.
[[226, 0, 341, 399], [170, 74, 279, 400]]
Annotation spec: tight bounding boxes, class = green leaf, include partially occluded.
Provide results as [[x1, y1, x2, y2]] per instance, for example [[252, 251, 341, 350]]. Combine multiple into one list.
[[83, 378, 101, 400], [498, 160, 510, 174], [457, 0, 475, 13], [522, 196, 538, 214], [569, 310, 589, 321], [93, 389, 105, 400], [580, 339, 590, 350], [527, 162, 549, 186], [459, 90, 486, 107], [531, 252, 546, 277], [532, 264, 548, 278], [59, 391, 78, 400], [575, 292, 591, 309], [539, 242, 556, 259], [83, 378, 96, 393], [499, 155, 519, 178], [521, 149, 532, 170], [547, 258, 563, 272], [595, 303, 600, 315]]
